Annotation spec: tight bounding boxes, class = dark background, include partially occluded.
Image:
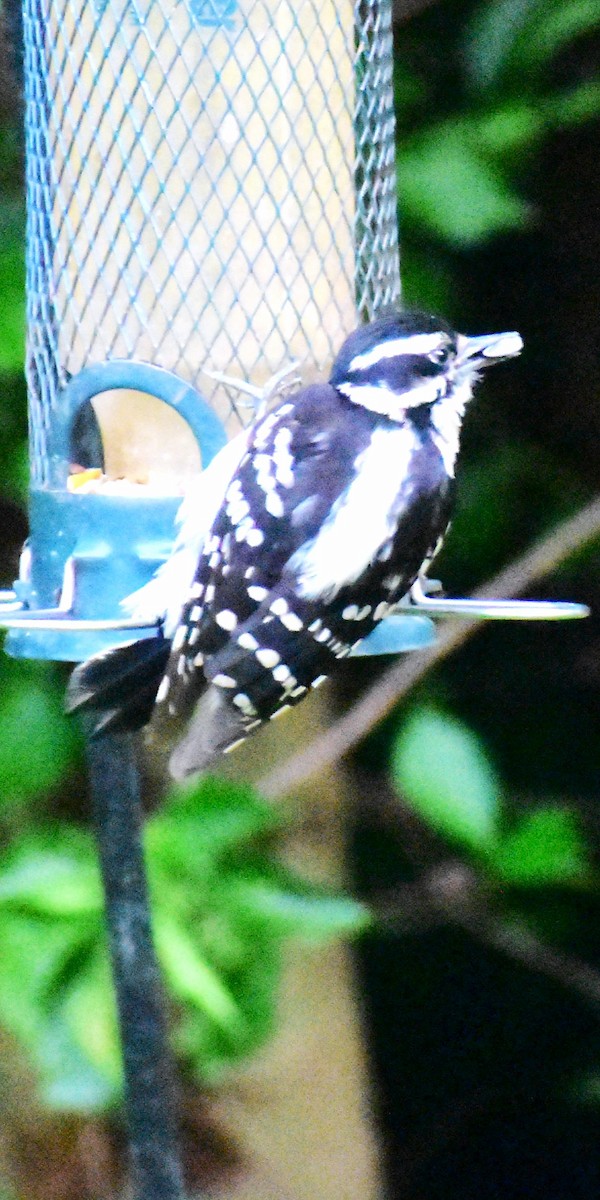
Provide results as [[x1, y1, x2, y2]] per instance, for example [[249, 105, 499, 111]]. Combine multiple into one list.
[[354, 3, 600, 1196]]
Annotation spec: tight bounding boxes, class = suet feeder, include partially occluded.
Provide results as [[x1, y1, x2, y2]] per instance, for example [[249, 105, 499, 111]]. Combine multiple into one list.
[[0, 0, 584, 658], [1, 0, 447, 661]]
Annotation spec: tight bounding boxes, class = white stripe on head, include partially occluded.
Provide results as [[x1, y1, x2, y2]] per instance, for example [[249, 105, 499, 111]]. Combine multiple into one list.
[[349, 332, 446, 373], [338, 376, 445, 417]]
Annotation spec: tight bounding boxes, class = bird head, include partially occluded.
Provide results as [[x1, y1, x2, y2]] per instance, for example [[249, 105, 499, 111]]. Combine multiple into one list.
[[329, 310, 523, 421]]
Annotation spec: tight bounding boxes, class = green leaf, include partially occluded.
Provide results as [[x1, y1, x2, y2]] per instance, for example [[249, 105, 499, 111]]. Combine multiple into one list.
[[156, 774, 282, 856], [154, 912, 245, 1035], [400, 122, 531, 246], [49, 947, 121, 1109], [464, 0, 541, 92], [0, 668, 79, 810], [0, 834, 102, 916], [400, 245, 454, 315], [546, 80, 600, 128], [0, 437, 29, 504], [229, 870, 371, 943], [0, 911, 89, 1045], [173, 940, 281, 1082], [491, 805, 591, 886], [38, 1015, 119, 1113], [391, 708, 502, 852], [0, 771, 369, 1100], [474, 103, 546, 158], [519, 0, 600, 70], [464, 0, 600, 91]]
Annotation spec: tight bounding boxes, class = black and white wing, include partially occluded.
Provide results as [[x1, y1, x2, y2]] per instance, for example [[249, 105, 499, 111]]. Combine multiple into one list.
[[152, 383, 453, 776], [151, 383, 376, 743]]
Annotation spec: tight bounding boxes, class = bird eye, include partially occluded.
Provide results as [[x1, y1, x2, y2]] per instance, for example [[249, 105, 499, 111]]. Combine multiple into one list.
[[429, 345, 451, 365]]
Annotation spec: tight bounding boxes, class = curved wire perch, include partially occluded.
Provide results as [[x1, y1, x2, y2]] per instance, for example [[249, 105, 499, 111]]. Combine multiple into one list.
[[85, 732, 187, 1200], [0, 610, 162, 631], [407, 576, 590, 621]]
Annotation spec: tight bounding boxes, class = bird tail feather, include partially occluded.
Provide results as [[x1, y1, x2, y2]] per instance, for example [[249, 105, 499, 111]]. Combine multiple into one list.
[[167, 686, 248, 780], [66, 638, 171, 738]]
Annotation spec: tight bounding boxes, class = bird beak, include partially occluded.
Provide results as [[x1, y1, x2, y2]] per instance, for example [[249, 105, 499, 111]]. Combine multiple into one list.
[[457, 330, 523, 367]]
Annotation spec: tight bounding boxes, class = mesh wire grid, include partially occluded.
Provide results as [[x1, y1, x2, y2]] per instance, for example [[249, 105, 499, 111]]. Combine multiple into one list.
[[24, 0, 400, 486]]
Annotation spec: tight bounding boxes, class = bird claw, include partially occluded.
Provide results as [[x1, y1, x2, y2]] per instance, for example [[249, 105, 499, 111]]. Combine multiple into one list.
[[413, 575, 444, 598], [201, 360, 302, 418]]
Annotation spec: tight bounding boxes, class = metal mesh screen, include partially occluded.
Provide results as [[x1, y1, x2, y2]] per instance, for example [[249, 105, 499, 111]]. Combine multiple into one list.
[[24, 0, 400, 486]]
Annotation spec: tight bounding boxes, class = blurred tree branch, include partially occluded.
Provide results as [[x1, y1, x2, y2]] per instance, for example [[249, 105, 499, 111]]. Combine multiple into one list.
[[261, 495, 600, 800], [376, 859, 600, 1011]]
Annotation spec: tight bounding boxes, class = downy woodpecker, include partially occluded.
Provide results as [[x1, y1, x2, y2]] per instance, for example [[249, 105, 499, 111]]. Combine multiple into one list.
[[67, 310, 522, 778]]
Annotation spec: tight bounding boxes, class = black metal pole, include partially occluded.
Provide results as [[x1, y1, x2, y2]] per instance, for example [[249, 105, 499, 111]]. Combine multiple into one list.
[[86, 731, 186, 1200]]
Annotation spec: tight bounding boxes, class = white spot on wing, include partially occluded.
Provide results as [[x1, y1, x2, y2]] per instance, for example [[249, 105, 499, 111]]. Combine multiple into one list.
[[280, 610, 303, 632], [383, 575, 402, 592], [235, 518, 253, 542], [248, 585, 268, 602], [256, 648, 280, 669], [172, 626, 186, 651], [213, 673, 236, 688], [215, 609, 238, 631], [273, 427, 295, 488], [246, 527, 264, 548], [265, 491, 284, 518], [238, 632, 259, 651]]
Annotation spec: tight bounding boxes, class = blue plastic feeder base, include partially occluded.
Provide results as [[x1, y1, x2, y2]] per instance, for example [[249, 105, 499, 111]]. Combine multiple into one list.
[[5, 488, 178, 661], [4, 488, 437, 663]]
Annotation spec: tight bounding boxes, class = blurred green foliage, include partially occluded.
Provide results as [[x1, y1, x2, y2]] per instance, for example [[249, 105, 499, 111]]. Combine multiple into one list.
[[392, 704, 592, 887], [0, 775, 367, 1112], [397, 0, 600, 309]]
